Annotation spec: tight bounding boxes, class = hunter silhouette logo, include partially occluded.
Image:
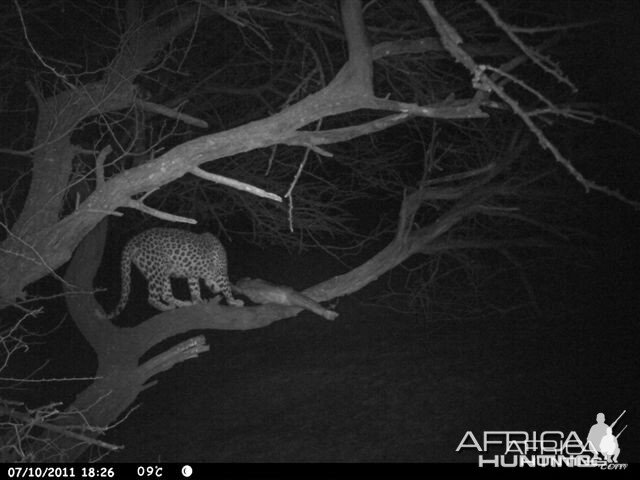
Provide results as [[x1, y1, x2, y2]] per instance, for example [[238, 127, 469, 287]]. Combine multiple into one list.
[[586, 410, 627, 463]]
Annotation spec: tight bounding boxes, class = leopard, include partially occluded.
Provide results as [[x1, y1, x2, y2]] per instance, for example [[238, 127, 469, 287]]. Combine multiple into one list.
[[101, 227, 243, 319]]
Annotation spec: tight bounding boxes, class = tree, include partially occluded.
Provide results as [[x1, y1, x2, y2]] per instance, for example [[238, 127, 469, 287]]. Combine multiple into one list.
[[0, 0, 637, 461]]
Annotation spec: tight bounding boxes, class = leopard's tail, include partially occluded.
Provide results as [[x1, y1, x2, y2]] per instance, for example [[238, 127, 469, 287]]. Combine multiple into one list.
[[100, 242, 134, 320]]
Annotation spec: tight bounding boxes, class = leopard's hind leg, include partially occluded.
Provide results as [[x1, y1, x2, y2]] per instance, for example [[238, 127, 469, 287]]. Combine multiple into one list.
[[154, 273, 197, 310], [187, 277, 204, 304]]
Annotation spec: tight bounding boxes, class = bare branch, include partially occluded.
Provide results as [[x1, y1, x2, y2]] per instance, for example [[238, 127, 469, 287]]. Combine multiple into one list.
[[482, 73, 640, 209], [0, 402, 123, 458], [372, 38, 515, 60], [12, 0, 75, 89], [125, 200, 197, 224], [140, 336, 209, 379], [476, 0, 576, 90], [420, 0, 640, 209], [190, 167, 282, 202], [95, 145, 112, 187], [136, 100, 208, 128], [340, 0, 373, 92]]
